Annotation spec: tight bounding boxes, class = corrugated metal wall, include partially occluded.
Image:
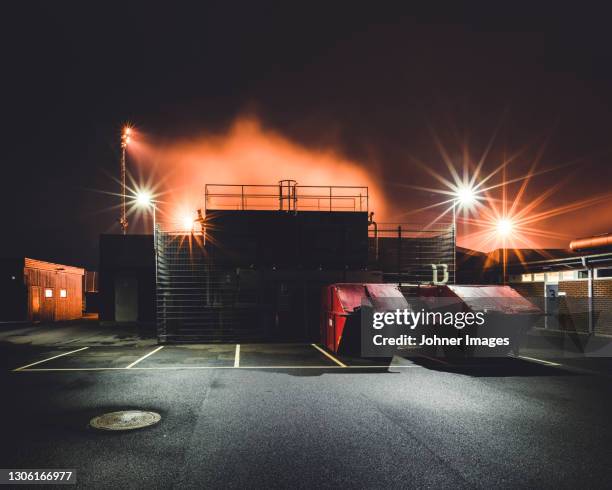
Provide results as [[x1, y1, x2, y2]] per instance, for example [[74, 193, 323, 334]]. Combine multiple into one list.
[[24, 259, 84, 321]]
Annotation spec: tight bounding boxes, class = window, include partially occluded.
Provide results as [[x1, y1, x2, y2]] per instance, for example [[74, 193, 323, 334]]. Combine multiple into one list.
[[561, 270, 577, 281], [533, 273, 545, 282], [578, 270, 589, 279], [521, 274, 533, 282], [60, 289, 67, 298], [546, 272, 559, 283], [44, 288, 53, 298], [597, 268, 612, 278]]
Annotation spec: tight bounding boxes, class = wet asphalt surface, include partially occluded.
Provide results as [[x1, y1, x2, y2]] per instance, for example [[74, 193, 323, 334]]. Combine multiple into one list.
[[1, 326, 612, 489]]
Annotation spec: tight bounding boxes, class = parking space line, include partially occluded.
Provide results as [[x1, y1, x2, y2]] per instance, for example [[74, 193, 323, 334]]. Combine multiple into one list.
[[311, 343, 347, 367], [13, 364, 420, 372], [126, 346, 164, 368], [234, 344, 240, 367], [13, 347, 89, 371], [517, 355, 561, 367]]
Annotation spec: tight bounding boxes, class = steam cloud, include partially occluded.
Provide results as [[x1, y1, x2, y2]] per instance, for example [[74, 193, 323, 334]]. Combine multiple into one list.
[[130, 116, 387, 225]]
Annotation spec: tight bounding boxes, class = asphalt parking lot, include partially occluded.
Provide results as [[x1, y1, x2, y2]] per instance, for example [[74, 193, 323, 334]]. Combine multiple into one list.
[[10, 343, 389, 372], [2, 325, 612, 488]]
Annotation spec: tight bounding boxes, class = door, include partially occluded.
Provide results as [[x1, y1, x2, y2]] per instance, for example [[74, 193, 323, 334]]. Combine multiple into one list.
[[115, 276, 138, 322], [30, 286, 41, 321], [545, 283, 559, 330]]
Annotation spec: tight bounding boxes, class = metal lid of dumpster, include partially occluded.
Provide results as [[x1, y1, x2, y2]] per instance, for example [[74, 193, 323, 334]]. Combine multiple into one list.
[[447, 285, 540, 314], [334, 283, 408, 313], [365, 284, 408, 310], [335, 284, 367, 313]]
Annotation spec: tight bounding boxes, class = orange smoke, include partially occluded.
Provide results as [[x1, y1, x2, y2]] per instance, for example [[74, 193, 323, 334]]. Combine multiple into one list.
[[129, 117, 387, 227]]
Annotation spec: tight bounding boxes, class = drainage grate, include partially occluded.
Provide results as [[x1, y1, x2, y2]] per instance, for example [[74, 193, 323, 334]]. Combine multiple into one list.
[[89, 410, 161, 431]]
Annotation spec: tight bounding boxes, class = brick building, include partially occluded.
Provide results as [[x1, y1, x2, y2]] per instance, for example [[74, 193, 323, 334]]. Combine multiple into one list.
[[458, 235, 612, 336]]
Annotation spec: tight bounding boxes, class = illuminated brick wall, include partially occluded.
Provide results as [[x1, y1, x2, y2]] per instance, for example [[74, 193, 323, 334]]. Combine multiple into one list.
[[559, 280, 587, 297], [510, 282, 543, 298]]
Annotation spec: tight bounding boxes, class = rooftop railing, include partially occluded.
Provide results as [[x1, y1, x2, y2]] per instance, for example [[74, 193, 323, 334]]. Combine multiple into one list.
[[205, 181, 369, 213]]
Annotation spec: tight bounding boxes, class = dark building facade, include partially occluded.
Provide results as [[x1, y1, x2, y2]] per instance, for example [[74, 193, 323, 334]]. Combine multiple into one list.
[[99, 234, 155, 325], [155, 209, 379, 343]]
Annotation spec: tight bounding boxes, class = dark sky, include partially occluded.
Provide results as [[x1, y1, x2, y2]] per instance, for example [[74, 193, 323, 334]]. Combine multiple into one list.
[[2, 2, 612, 269]]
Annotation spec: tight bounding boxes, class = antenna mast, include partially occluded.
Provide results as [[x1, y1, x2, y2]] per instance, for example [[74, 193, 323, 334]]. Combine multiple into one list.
[[119, 126, 131, 235]]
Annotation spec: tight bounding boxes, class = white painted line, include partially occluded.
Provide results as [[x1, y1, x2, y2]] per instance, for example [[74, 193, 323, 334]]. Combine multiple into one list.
[[126, 346, 164, 368], [311, 343, 347, 367], [517, 355, 561, 367], [13, 364, 419, 372], [13, 347, 89, 371], [234, 344, 240, 368]]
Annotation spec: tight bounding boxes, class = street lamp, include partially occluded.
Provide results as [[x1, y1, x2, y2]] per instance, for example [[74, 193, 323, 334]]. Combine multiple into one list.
[[495, 217, 514, 284], [134, 190, 157, 234], [496, 217, 514, 237], [135, 190, 153, 208], [451, 183, 478, 284], [454, 184, 477, 209], [134, 190, 158, 289], [181, 215, 194, 231]]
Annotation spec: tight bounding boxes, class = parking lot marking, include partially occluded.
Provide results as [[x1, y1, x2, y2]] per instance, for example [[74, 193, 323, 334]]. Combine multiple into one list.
[[126, 346, 164, 368], [518, 355, 561, 367], [311, 343, 347, 367], [234, 344, 240, 367], [14, 364, 420, 372], [13, 346, 89, 371]]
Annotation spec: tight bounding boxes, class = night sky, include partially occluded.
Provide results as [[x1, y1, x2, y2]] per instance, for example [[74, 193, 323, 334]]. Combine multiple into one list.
[[2, 3, 612, 269]]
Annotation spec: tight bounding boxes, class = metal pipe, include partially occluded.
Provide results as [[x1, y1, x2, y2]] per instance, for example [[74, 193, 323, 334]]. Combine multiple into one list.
[[368, 212, 378, 263], [570, 233, 612, 251]]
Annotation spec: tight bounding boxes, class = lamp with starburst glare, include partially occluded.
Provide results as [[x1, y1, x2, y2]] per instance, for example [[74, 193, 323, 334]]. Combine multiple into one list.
[[496, 217, 514, 237]]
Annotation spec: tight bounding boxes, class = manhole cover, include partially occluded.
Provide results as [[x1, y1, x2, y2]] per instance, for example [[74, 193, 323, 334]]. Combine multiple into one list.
[[90, 410, 161, 431]]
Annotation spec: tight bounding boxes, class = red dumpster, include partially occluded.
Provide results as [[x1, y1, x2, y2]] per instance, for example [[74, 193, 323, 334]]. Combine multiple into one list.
[[321, 283, 405, 353], [414, 284, 541, 356]]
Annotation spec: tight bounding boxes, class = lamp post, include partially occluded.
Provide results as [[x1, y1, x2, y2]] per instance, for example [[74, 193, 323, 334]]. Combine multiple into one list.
[[135, 190, 158, 292], [119, 126, 132, 235], [135, 190, 157, 236], [452, 184, 477, 284], [496, 217, 514, 284]]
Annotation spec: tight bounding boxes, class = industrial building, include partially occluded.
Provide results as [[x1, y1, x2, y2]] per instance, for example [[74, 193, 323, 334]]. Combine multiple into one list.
[[97, 179, 612, 344], [100, 181, 456, 342], [155, 182, 455, 342], [0, 258, 84, 322]]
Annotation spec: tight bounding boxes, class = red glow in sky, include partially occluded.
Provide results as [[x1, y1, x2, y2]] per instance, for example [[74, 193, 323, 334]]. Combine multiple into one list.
[[128, 117, 387, 227]]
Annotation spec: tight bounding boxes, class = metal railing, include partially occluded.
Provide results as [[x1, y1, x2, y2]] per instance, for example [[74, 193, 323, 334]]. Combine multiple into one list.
[[368, 221, 456, 285], [155, 225, 266, 343], [205, 182, 369, 213]]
